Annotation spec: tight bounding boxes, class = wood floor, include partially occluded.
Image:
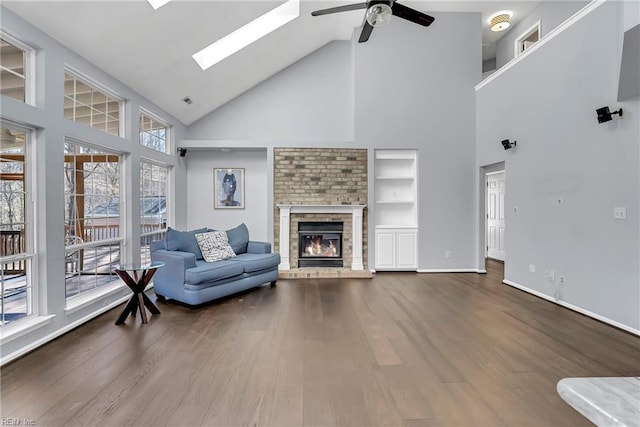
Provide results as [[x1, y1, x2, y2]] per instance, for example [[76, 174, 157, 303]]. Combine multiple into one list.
[[2, 260, 639, 426]]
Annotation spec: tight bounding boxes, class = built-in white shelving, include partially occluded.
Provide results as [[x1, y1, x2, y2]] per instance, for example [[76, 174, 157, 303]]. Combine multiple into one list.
[[374, 149, 417, 270]]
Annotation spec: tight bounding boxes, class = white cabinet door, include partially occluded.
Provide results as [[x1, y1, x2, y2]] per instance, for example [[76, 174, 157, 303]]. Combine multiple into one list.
[[375, 228, 417, 270], [375, 230, 396, 269], [396, 231, 417, 269]]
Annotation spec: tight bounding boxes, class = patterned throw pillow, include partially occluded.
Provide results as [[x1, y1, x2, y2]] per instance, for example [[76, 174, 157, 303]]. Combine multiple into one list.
[[195, 231, 237, 262]]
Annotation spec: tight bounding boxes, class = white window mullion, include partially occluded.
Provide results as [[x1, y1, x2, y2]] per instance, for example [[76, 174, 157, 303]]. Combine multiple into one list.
[[0, 33, 34, 105], [72, 78, 77, 121], [63, 68, 123, 137]]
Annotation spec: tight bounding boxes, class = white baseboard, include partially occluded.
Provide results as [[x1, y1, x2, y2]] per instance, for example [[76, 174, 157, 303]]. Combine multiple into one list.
[[418, 268, 485, 273], [503, 279, 640, 336]]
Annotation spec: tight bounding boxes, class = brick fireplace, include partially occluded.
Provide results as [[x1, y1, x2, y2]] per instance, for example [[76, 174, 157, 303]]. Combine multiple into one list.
[[273, 148, 368, 274]]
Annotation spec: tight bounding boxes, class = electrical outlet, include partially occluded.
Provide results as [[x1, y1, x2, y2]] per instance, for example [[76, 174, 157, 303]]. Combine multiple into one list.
[[559, 275, 565, 284], [445, 250, 451, 258], [549, 270, 555, 281], [529, 264, 536, 273], [614, 207, 627, 220], [544, 270, 549, 278]]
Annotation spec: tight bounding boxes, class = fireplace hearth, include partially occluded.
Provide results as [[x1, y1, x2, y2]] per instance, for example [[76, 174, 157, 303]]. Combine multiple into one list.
[[298, 222, 343, 268]]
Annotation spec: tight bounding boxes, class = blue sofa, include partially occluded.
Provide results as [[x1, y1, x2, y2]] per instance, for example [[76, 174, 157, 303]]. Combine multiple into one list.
[[150, 224, 280, 306]]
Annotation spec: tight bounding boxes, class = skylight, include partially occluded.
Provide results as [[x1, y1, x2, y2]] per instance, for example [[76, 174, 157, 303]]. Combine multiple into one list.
[[147, 0, 172, 10], [192, 0, 300, 71]]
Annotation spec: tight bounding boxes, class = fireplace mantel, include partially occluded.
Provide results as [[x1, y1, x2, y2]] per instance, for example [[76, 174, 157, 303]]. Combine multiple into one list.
[[277, 204, 365, 271]]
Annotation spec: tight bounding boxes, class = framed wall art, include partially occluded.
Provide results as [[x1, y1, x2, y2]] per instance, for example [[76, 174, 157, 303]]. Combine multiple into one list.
[[214, 168, 245, 209]]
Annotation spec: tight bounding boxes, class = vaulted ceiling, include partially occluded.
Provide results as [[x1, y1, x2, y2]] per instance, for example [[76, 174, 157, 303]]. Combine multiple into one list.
[[3, 0, 540, 125]]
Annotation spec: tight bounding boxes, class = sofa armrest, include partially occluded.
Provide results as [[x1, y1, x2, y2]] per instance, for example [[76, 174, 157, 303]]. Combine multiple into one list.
[[247, 241, 272, 254], [150, 249, 196, 299], [152, 249, 197, 270]]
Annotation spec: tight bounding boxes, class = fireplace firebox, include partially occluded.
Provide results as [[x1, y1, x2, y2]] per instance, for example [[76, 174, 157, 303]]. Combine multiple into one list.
[[298, 222, 343, 268]]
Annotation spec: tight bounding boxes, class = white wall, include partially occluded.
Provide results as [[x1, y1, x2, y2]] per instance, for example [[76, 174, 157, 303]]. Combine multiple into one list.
[[0, 6, 188, 363], [495, 1, 588, 69], [623, 0, 640, 30], [353, 13, 480, 270], [186, 12, 482, 271], [477, 1, 640, 332], [186, 149, 269, 241], [187, 41, 354, 142]]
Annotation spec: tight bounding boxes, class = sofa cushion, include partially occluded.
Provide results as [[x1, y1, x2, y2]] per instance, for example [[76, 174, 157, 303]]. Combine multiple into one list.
[[226, 223, 250, 255], [196, 231, 236, 262], [165, 227, 208, 260], [185, 260, 244, 285], [150, 240, 165, 252], [230, 252, 281, 273]]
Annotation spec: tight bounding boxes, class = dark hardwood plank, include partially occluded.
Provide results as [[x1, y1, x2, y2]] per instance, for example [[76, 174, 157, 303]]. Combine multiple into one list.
[[2, 261, 639, 426]]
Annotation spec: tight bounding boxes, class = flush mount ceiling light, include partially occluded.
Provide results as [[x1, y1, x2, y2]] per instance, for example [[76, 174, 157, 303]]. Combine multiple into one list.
[[489, 11, 513, 32], [193, 0, 300, 71], [147, 0, 172, 10]]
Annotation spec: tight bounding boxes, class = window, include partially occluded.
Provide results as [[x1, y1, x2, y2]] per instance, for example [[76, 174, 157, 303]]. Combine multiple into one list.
[[1, 124, 34, 325], [140, 161, 168, 264], [0, 34, 33, 104], [64, 139, 122, 299], [139, 110, 169, 153], [515, 21, 541, 57], [64, 70, 122, 137]]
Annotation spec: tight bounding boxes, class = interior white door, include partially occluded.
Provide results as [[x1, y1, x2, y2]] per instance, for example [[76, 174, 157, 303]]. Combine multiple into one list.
[[487, 172, 505, 261]]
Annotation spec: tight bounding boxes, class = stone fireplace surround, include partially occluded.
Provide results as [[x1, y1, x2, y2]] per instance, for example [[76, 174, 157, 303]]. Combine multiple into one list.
[[273, 148, 369, 277]]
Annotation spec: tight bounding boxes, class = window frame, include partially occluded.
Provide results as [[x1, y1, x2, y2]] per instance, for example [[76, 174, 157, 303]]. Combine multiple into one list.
[[63, 66, 124, 137], [0, 31, 36, 105], [0, 120, 36, 326], [514, 21, 541, 58], [63, 137, 124, 302], [139, 160, 169, 264], [139, 108, 170, 154]]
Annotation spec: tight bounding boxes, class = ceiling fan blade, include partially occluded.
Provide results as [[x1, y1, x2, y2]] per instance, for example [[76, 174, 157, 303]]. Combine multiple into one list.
[[391, 3, 435, 27], [311, 3, 367, 16], [358, 21, 374, 43]]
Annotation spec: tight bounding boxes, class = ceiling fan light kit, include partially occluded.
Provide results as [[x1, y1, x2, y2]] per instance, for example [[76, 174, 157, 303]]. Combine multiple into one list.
[[366, 3, 393, 27], [311, 0, 435, 43]]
